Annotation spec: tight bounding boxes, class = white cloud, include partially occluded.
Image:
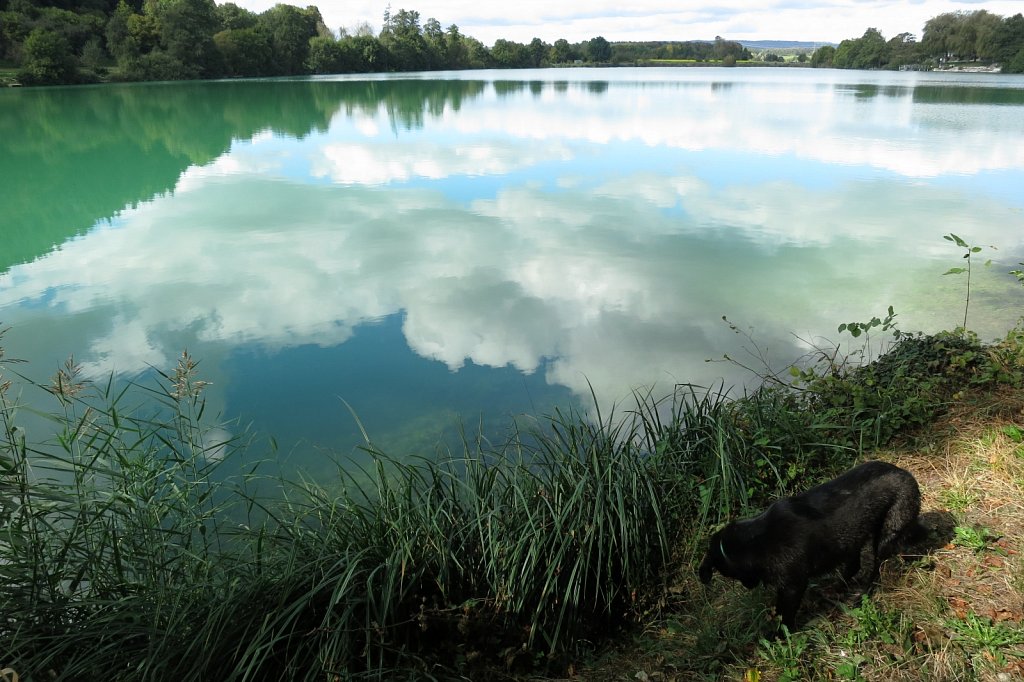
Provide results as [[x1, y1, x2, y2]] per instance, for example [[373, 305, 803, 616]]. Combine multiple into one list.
[[311, 139, 571, 184], [3, 71, 1022, 415], [3, 166, 1020, 410], [233, 1, 1024, 45]]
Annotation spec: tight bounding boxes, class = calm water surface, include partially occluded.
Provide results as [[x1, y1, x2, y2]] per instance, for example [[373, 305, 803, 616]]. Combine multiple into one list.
[[2, 68, 1024, 473]]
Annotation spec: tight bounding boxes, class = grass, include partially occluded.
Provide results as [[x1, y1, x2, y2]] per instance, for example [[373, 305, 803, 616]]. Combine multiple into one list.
[[581, 385, 1024, 681], [2, 317, 1024, 680]]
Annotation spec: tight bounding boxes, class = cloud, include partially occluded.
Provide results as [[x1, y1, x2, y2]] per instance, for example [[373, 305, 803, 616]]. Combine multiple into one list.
[[311, 139, 571, 185], [3, 162, 1019, 413], [3, 72, 1022, 418], [230, 0, 1024, 44]]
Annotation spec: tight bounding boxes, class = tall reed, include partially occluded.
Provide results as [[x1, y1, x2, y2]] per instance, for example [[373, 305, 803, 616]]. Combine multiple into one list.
[[4, 322, 983, 678]]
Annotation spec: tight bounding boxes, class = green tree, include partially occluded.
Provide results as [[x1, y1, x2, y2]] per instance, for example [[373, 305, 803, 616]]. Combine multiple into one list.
[[490, 38, 529, 67], [257, 3, 319, 75], [20, 26, 76, 83], [305, 34, 342, 73], [148, 0, 220, 77], [991, 13, 1024, 65], [81, 35, 107, 69], [443, 23, 467, 68], [923, 12, 961, 60], [213, 26, 270, 75], [1006, 47, 1024, 73], [810, 44, 835, 67], [215, 2, 255, 31], [712, 35, 750, 61], [970, 10, 1003, 60], [586, 35, 610, 62], [528, 37, 548, 67], [886, 32, 922, 67], [551, 38, 575, 63], [422, 16, 443, 67], [832, 28, 888, 69], [463, 35, 490, 68], [380, 7, 428, 70], [105, 2, 158, 66]]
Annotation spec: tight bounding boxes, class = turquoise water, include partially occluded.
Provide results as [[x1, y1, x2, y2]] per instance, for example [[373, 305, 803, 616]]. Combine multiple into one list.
[[2, 68, 1023, 471]]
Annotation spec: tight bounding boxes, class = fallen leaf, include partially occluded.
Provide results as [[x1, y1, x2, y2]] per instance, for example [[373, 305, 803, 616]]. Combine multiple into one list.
[[989, 608, 1018, 623], [949, 597, 970, 619], [983, 555, 1005, 569]]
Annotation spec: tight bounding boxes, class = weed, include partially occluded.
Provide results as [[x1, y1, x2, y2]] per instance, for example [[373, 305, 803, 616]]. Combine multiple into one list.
[[757, 626, 811, 682], [1004, 425, 1024, 443], [952, 525, 997, 552], [841, 594, 909, 648], [942, 485, 982, 512], [837, 305, 903, 340], [947, 612, 1024, 665], [942, 233, 993, 329]]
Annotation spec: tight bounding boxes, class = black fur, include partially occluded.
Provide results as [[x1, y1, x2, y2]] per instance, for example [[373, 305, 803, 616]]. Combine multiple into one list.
[[698, 460, 922, 630]]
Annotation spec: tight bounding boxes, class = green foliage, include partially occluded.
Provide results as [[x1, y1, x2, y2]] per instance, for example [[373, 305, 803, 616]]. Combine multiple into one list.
[[811, 44, 836, 67], [833, 28, 890, 69], [4, 4, 1024, 84], [788, 328, 988, 448], [305, 34, 343, 73], [758, 626, 811, 682], [841, 595, 910, 648], [18, 26, 76, 84], [586, 35, 611, 62], [946, 612, 1024, 661], [942, 232, 993, 329], [213, 26, 270, 76], [821, 9, 1024, 69], [1006, 46, 1024, 73], [837, 305, 901, 339], [952, 525, 997, 551], [925, 10, 1017, 62]]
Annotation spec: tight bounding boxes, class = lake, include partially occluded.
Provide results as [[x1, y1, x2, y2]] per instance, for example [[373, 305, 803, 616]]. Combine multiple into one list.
[[2, 67, 1024, 475]]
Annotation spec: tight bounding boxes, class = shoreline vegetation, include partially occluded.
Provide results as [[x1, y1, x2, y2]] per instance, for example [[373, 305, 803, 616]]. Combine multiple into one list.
[[2, 247, 1024, 679], [1, 4, 1022, 87]]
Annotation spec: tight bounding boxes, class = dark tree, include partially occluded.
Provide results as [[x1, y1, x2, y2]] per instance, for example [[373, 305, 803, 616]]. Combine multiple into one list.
[[586, 35, 610, 62], [20, 26, 77, 82]]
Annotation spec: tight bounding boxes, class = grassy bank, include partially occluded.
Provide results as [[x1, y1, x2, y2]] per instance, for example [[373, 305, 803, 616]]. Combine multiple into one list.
[[581, 385, 1024, 681], [2, 318, 1023, 680]]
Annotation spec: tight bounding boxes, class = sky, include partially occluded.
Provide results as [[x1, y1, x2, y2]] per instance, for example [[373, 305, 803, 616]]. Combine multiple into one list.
[[233, 0, 1024, 46]]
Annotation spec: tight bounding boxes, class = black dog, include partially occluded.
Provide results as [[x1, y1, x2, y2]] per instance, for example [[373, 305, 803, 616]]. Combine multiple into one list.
[[698, 460, 921, 630]]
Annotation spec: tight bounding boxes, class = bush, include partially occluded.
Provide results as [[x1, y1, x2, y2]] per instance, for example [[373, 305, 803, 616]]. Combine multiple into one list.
[[18, 27, 76, 84]]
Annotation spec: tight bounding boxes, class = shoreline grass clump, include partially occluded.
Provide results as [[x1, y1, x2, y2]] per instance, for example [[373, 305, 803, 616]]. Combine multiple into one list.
[[2, 317, 1024, 680]]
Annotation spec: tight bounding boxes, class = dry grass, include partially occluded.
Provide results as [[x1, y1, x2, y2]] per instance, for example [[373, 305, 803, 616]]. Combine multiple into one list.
[[568, 386, 1024, 682]]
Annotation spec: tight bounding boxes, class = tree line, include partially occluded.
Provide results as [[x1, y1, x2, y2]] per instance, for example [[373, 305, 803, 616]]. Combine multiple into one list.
[[6, 2, 1022, 85], [811, 10, 1024, 72], [0, 0, 753, 85]]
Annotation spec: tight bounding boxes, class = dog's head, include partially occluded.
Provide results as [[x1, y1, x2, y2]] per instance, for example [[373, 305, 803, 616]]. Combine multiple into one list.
[[698, 525, 761, 589], [698, 529, 725, 584]]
